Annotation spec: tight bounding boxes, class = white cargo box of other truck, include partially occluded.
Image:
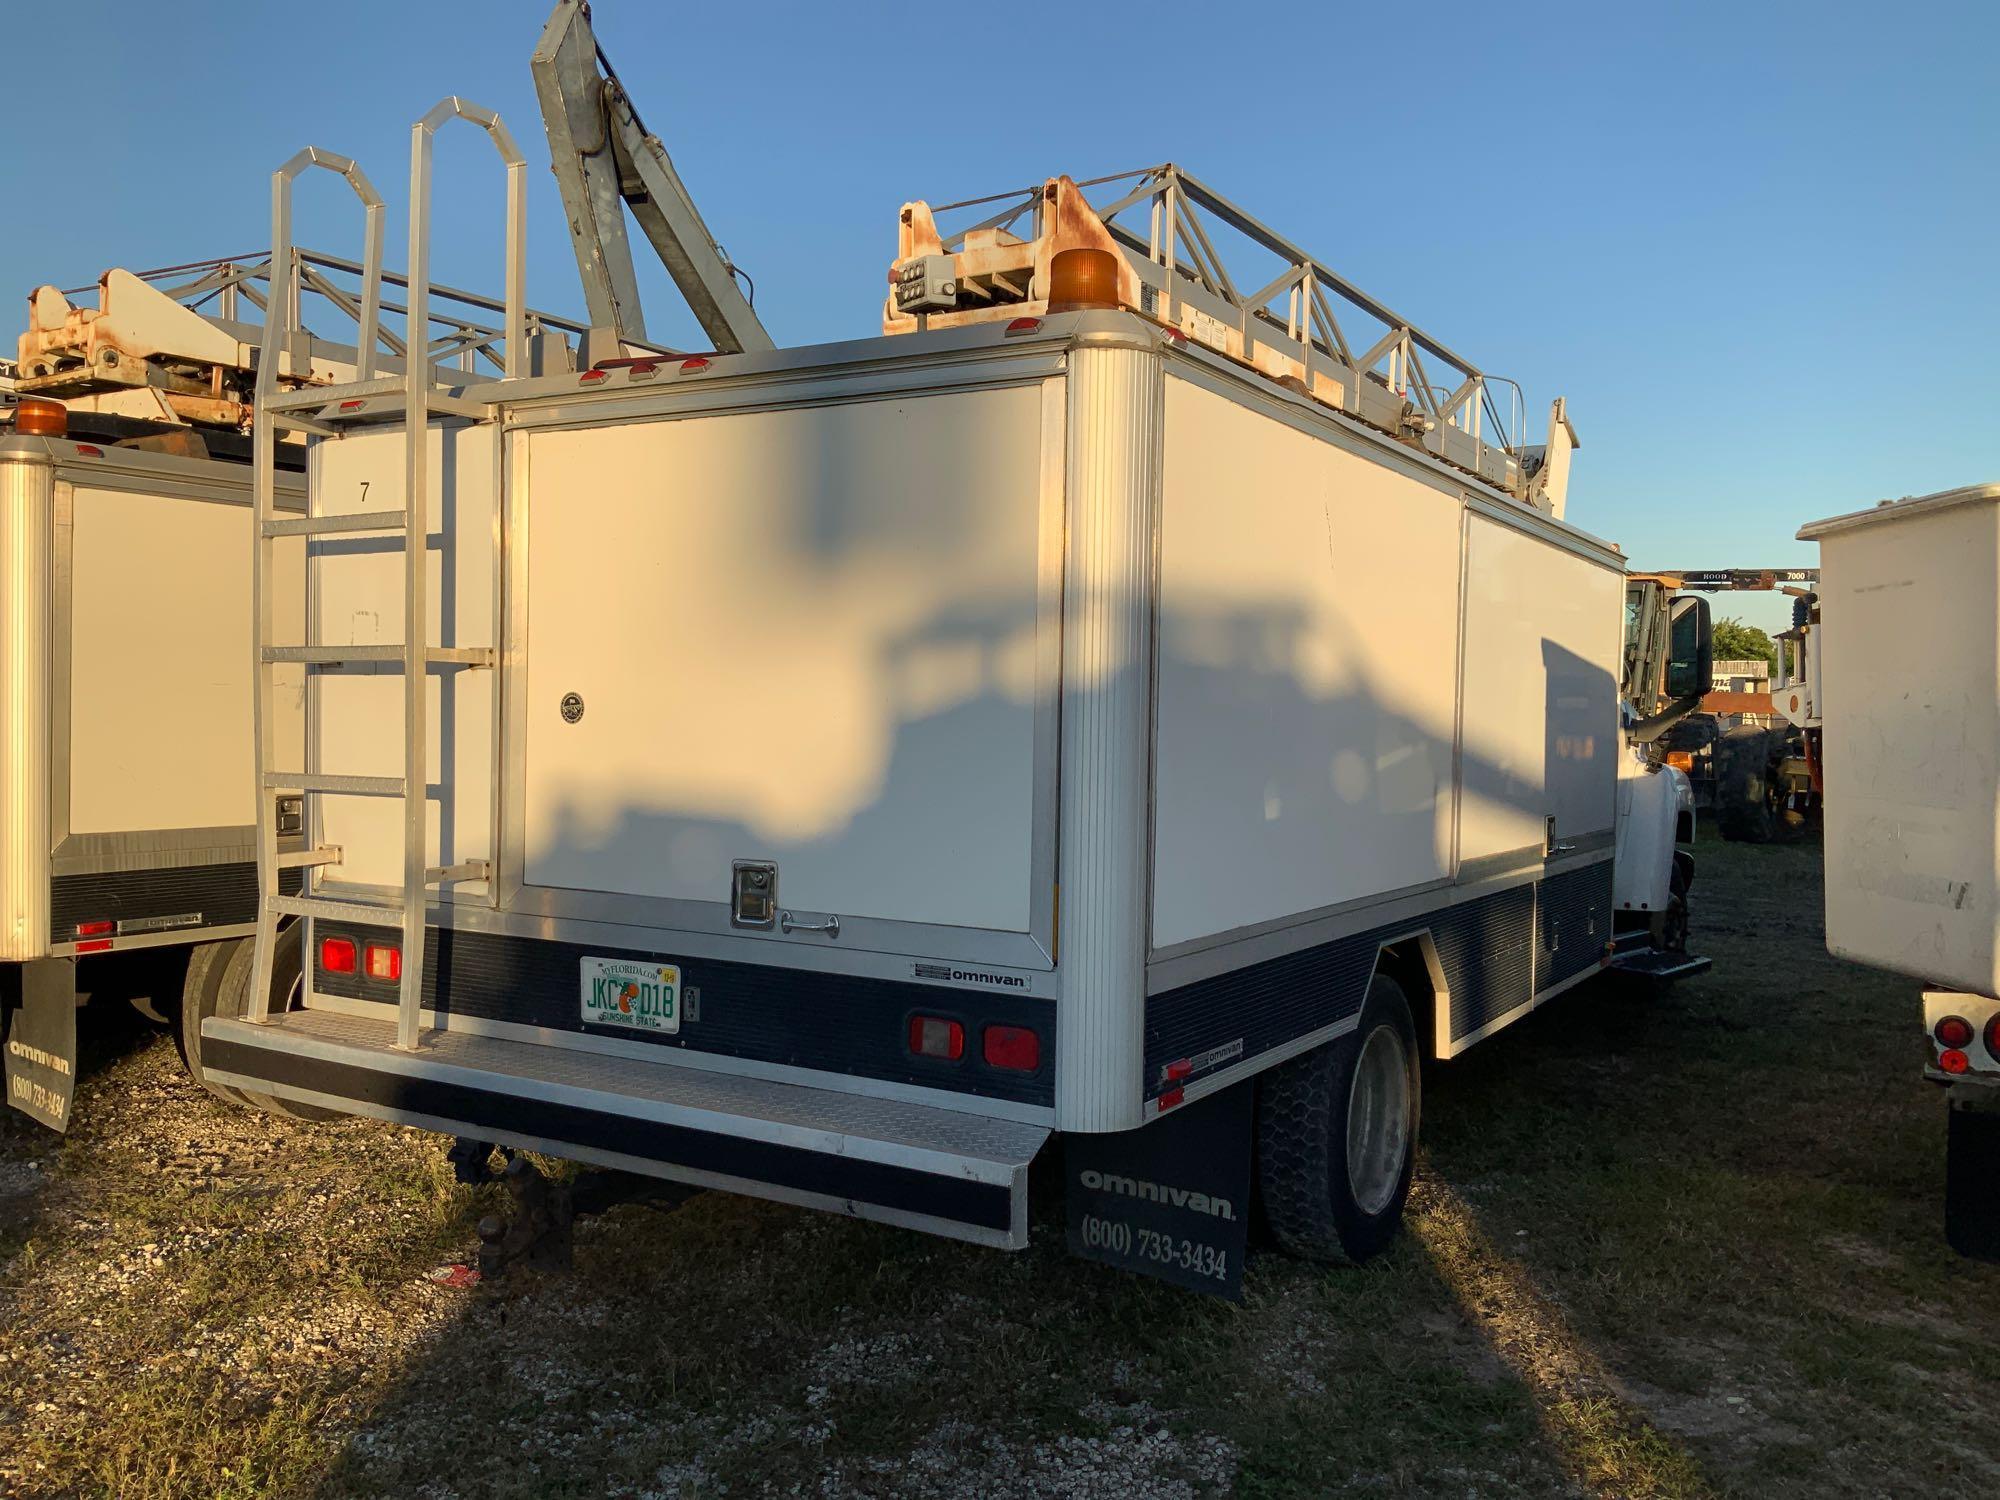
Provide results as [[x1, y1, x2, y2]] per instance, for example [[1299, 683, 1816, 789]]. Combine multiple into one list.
[[1800, 483, 2000, 995]]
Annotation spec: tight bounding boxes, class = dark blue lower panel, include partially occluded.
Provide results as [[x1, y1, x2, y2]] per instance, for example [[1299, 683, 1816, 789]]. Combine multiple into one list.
[[1536, 862, 1616, 993], [49, 861, 301, 945], [314, 923, 1056, 1109], [1144, 864, 1610, 1098]]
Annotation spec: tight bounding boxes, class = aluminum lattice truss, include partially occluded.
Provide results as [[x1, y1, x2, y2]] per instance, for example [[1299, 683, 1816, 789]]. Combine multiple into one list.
[[930, 164, 1527, 458], [89, 247, 586, 379]]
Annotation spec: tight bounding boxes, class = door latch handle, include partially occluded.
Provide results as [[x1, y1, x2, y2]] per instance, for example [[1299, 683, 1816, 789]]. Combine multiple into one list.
[[779, 911, 841, 939], [1552, 842, 1578, 855]]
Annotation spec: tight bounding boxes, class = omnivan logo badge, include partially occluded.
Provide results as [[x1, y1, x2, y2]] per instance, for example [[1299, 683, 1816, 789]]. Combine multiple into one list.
[[1077, 1169, 1237, 1221], [912, 962, 1028, 990]]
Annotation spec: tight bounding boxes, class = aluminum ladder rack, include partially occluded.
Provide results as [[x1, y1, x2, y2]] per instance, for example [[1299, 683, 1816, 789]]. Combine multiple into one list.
[[248, 100, 527, 1052]]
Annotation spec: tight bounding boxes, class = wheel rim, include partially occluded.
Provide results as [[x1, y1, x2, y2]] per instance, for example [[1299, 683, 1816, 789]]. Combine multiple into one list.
[[1346, 1023, 1412, 1217]]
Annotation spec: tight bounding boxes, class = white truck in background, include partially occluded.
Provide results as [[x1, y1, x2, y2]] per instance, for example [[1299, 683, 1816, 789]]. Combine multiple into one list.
[[1795, 483, 2000, 1257], [2, 247, 582, 1131]]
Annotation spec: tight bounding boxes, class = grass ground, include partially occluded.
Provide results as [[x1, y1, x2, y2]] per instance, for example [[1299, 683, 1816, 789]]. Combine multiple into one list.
[[2, 830, 1993, 1498]]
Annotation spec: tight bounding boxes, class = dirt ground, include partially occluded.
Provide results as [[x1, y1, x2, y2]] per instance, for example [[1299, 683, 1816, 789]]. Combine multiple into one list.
[[4, 831, 1995, 1499]]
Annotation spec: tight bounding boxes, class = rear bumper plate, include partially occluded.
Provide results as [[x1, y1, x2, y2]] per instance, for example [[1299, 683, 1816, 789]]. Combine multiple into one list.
[[1605, 948, 1713, 981], [203, 1010, 1047, 1248]]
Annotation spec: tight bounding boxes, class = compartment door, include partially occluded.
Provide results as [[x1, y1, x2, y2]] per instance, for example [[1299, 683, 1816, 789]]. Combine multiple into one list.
[[519, 386, 1052, 946]]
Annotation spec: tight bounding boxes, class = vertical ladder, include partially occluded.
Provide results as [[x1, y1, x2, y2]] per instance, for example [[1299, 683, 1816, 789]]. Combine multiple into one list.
[[248, 100, 527, 1052]]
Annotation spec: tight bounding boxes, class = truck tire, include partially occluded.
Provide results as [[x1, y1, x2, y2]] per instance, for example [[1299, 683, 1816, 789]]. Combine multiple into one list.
[[1714, 726, 1778, 843], [1255, 973, 1420, 1264], [214, 924, 338, 1121], [177, 938, 255, 1109]]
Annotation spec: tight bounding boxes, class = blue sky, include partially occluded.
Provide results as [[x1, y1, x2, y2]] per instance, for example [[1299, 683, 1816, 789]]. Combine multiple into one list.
[[8, 1, 1993, 637]]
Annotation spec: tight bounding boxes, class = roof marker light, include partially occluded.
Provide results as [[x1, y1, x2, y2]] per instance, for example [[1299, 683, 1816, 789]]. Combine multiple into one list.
[[1004, 317, 1042, 336], [579, 369, 609, 385], [679, 356, 712, 374]]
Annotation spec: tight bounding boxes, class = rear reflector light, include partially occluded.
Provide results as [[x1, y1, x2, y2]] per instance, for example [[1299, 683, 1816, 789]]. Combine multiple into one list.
[[75, 919, 114, 937], [320, 936, 357, 974], [76, 939, 113, 954], [364, 943, 401, 982], [1941, 1048, 1971, 1075], [1936, 1015, 1975, 1049], [1158, 1087, 1185, 1111], [907, 1015, 964, 1061], [982, 1024, 1041, 1072]]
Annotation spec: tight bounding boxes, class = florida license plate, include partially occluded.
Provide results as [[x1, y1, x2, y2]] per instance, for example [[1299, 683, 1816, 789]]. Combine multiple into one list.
[[579, 957, 681, 1034]]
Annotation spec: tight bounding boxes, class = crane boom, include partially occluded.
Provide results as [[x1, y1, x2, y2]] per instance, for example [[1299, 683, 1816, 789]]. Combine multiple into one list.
[[532, 0, 773, 355]]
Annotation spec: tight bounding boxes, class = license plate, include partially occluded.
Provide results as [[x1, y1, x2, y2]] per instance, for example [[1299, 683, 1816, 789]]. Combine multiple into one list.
[[579, 957, 681, 1034]]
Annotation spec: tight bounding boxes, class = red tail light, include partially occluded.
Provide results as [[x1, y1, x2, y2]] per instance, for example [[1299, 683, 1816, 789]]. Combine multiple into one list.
[[907, 1015, 964, 1061], [320, 936, 357, 974], [1941, 1049, 1971, 1075], [1936, 1015, 1975, 1049], [982, 1024, 1041, 1072], [364, 943, 401, 982]]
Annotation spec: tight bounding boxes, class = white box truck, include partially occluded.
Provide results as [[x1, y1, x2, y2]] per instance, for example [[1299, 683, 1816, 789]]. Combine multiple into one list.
[[200, 108, 1713, 1292], [2, 238, 582, 1132], [0, 404, 309, 1128], [1797, 482, 2000, 1257]]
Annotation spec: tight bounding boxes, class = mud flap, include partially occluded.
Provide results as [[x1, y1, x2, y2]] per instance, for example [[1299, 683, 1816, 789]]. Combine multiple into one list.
[[1065, 1081, 1252, 1300], [1946, 1085, 2000, 1262], [4, 959, 78, 1131]]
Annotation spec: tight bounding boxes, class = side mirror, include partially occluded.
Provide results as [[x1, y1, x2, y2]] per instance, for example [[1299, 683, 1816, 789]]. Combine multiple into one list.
[[1664, 595, 1712, 700]]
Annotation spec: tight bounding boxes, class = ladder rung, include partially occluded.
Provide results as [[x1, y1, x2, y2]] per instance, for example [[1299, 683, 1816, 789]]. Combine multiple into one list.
[[275, 846, 343, 870], [427, 861, 491, 884], [261, 645, 496, 668], [262, 509, 409, 538], [269, 893, 404, 926], [262, 772, 405, 796]]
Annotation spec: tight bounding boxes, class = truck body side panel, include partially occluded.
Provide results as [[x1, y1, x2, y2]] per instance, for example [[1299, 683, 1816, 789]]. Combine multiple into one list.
[[1459, 512, 1621, 866], [1151, 374, 1462, 952]]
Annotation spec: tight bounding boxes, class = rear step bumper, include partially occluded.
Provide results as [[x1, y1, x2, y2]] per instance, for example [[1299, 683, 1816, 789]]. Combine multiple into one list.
[[202, 1011, 1047, 1248], [1605, 948, 1713, 981]]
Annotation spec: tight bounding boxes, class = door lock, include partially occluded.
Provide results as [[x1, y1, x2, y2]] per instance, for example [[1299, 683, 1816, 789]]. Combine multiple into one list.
[[731, 860, 777, 928]]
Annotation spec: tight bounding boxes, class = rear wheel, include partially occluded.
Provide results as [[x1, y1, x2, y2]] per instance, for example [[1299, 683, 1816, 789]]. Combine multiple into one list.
[[1256, 973, 1421, 1264], [177, 938, 254, 1108], [215, 924, 337, 1121]]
